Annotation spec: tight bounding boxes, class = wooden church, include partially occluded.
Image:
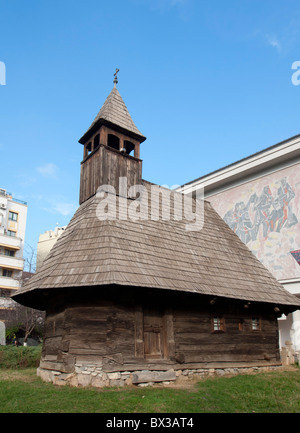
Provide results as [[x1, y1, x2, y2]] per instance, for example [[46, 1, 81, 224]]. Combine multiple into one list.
[[13, 74, 300, 387]]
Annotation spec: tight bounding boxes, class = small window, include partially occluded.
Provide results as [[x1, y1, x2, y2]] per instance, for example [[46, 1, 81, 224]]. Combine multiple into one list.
[[238, 319, 244, 331], [251, 317, 261, 331], [2, 269, 13, 277], [7, 230, 16, 237], [212, 316, 226, 333], [8, 211, 18, 222]]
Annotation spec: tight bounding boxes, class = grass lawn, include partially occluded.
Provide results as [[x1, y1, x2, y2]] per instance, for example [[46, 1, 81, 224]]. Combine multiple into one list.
[[0, 367, 299, 413]]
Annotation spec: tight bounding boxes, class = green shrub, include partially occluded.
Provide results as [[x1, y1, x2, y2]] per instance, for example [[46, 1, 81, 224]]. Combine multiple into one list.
[[0, 346, 42, 369]]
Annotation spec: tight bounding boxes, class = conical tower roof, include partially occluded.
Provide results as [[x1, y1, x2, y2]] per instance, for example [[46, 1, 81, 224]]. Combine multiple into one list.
[[79, 87, 146, 144]]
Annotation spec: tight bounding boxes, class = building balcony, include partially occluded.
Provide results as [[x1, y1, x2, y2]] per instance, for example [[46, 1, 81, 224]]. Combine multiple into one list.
[[0, 276, 20, 290], [0, 255, 24, 270], [0, 233, 22, 250]]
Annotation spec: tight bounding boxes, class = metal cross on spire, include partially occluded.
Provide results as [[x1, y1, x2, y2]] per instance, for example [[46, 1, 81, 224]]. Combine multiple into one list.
[[113, 68, 120, 88]]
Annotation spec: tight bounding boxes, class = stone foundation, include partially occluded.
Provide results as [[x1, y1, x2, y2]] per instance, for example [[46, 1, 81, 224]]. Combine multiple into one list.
[[37, 363, 284, 388]]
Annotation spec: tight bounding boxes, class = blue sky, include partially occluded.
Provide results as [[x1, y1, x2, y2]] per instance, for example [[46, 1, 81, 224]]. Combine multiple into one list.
[[1, 0, 300, 263]]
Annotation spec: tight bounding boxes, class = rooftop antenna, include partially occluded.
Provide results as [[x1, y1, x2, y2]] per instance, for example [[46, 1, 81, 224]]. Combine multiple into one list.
[[113, 68, 119, 88]]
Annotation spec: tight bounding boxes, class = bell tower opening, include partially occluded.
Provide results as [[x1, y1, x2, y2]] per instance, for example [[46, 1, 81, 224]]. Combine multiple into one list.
[[124, 140, 135, 156], [108, 134, 120, 151]]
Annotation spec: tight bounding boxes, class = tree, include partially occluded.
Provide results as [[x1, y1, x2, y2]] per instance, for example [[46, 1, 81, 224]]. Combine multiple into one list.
[[11, 251, 45, 345], [14, 304, 44, 344], [23, 242, 37, 273]]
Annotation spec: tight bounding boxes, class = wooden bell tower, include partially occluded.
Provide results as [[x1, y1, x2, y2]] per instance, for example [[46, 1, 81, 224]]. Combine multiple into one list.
[[78, 71, 146, 204]]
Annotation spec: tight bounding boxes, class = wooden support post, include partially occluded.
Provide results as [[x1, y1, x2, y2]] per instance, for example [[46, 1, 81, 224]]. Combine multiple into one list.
[[135, 306, 144, 358]]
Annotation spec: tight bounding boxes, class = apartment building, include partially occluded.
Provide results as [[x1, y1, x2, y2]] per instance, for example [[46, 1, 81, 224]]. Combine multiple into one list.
[[0, 188, 27, 319], [36, 226, 66, 271]]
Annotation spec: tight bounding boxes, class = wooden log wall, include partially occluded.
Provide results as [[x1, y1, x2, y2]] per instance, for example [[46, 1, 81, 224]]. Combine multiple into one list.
[[173, 310, 279, 365], [40, 288, 280, 373]]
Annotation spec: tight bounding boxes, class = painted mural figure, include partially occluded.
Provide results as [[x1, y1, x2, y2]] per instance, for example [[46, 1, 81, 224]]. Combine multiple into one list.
[[223, 178, 298, 244], [275, 178, 297, 231], [224, 194, 257, 243], [253, 186, 273, 239]]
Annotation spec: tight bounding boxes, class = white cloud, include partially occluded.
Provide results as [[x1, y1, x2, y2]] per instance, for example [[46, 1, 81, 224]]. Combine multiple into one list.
[[36, 163, 58, 178], [52, 202, 77, 216], [266, 34, 281, 52], [43, 201, 77, 217], [17, 173, 37, 188]]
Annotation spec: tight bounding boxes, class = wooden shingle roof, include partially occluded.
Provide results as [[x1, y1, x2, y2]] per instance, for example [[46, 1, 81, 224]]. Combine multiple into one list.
[[13, 181, 300, 311], [79, 87, 146, 144]]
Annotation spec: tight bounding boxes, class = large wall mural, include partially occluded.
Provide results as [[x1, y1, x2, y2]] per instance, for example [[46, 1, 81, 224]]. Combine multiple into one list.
[[223, 178, 298, 244], [208, 164, 300, 281]]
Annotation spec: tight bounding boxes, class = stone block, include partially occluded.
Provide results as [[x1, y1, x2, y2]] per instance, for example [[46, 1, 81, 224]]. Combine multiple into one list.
[[91, 375, 109, 388], [110, 379, 125, 387], [132, 369, 176, 384], [107, 372, 121, 380], [37, 368, 54, 383], [77, 373, 92, 387]]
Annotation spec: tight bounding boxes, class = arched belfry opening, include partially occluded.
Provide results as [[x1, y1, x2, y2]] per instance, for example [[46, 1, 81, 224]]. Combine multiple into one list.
[[78, 72, 146, 204], [108, 134, 120, 151]]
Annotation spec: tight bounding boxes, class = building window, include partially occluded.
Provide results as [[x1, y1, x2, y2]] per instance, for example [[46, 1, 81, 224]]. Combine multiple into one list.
[[2, 268, 13, 278], [0, 288, 12, 298], [4, 249, 15, 257], [212, 316, 226, 333], [7, 230, 16, 237], [238, 319, 244, 331], [251, 317, 261, 331], [8, 211, 18, 222]]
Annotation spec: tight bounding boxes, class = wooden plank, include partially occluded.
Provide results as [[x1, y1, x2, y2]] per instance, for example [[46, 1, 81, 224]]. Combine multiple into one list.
[[182, 352, 277, 363], [102, 360, 282, 373], [39, 360, 73, 373], [164, 309, 175, 360], [135, 306, 144, 358]]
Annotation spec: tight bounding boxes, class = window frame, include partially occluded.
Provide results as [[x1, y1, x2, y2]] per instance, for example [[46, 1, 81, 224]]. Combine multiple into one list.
[[211, 315, 226, 333], [2, 268, 13, 278], [4, 248, 15, 257], [8, 211, 18, 222], [251, 317, 261, 331]]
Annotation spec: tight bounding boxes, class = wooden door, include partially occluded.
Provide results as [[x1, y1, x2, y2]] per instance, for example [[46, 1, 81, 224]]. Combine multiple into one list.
[[143, 308, 164, 359]]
